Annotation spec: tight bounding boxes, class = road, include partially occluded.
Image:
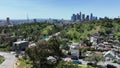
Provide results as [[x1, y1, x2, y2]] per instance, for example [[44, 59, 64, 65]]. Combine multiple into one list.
[[0, 52, 16, 68], [98, 61, 120, 68], [45, 32, 60, 41], [80, 59, 120, 68], [0, 32, 60, 68]]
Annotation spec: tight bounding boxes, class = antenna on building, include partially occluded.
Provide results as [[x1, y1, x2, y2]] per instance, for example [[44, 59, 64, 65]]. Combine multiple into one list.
[[26, 13, 29, 23]]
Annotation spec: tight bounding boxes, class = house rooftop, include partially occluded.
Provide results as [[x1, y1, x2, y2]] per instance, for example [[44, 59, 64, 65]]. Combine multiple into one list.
[[72, 43, 79, 46], [70, 43, 80, 49], [14, 41, 28, 44], [29, 43, 36, 47]]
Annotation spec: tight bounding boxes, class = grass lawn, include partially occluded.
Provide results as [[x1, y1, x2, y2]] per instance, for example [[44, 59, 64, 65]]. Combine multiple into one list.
[[17, 58, 32, 68], [78, 64, 94, 68], [0, 55, 4, 64]]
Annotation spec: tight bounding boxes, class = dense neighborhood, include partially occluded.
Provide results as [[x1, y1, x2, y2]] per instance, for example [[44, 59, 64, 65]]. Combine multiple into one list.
[[0, 17, 120, 68]]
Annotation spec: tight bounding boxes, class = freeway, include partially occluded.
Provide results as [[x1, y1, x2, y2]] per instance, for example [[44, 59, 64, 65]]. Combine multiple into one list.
[[0, 52, 16, 68]]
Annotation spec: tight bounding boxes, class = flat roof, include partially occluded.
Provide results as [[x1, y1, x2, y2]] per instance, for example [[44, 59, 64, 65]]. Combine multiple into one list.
[[14, 41, 28, 44]]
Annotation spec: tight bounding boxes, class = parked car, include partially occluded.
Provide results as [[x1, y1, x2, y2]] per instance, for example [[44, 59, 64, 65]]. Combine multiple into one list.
[[72, 60, 82, 64], [106, 64, 117, 68]]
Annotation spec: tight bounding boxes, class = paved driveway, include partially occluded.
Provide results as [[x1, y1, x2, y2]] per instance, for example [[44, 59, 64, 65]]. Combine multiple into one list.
[[0, 52, 16, 68]]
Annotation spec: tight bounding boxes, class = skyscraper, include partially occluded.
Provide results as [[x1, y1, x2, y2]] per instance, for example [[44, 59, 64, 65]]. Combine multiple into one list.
[[33, 19, 37, 23], [71, 12, 98, 22], [76, 13, 80, 22], [93, 16, 98, 20], [71, 14, 76, 22], [90, 13, 93, 21], [80, 12, 82, 22], [6, 17, 10, 25], [86, 15, 89, 21], [82, 14, 85, 21], [95, 17, 98, 20]]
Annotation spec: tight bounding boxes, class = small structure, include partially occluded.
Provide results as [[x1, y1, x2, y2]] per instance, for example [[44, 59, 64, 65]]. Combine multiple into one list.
[[97, 43, 111, 51], [12, 41, 29, 52], [47, 56, 56, 64], [90, 33, 99, 45], [103, 50, 120, 61], [70, 43, 80, 58], [28, 43, 37, 47]]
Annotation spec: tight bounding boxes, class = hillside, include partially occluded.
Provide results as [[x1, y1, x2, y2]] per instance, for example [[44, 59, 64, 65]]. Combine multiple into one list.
[[59, 18, 120, 42], [0, 22, 64, 51]]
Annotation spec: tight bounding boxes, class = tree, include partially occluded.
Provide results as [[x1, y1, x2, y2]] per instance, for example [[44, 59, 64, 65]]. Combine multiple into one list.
[[25, 40, 50, 68], [48, 36, 63, 57], [83, 39, 92, 46], [56, 60, 78, 68], [61, 39, 69, 50], [85, 52, 105, 67]]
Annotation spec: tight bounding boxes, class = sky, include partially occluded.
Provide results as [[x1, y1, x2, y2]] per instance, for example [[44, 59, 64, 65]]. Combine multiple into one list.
[[0, 0, 120, 20]]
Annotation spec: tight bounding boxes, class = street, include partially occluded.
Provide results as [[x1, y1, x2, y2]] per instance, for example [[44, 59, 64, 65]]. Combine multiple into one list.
[[45, 32, 60, 41], [80, 59, 120, 68], [0, 52, 16, 68]]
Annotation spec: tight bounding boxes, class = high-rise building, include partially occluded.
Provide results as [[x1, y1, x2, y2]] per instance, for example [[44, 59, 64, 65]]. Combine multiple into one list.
[[76, 13, 80, 22], [86, 15, 89, 21], [80, 12, 82, 22], [82, 14, 85, 21], [71, 14, 76, 22], [6, 17, 10, 25], [90, 13, 93, 21], [93, 16, 98, 20], [95, 17, 98, 20], [33, 19, 37, 23], [71, 12, 98, 22]]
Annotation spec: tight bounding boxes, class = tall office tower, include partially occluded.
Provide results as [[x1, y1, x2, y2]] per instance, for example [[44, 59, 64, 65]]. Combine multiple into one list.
[[6, 17, 10, 25], [90, 13, 93, 21], [93, 16, 98, 20], [76, 13, 80, 22], [33, 19, 37, 23], [82, 14, 85, 21], [95, 17, 98, 20], [26, 13, 30, 23], [71, 14, 76, 22], [80, 12, 82, 22], [86, 15, 89, 21]]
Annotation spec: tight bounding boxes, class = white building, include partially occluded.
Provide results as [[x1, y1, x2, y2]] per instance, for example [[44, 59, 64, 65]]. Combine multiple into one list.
[[103, 50, 120, 61], [90, 36, 97, 45], [70, 43, 80, 58], [90, 33, 99, 45], [12, 41, 29, 51]]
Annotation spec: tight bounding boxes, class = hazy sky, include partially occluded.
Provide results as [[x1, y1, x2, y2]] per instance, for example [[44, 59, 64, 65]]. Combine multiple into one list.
[[0, 0, 120, 19]]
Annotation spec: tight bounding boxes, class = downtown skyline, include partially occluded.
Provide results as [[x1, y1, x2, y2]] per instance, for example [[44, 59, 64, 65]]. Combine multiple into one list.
[[0, 0, 120, 20]]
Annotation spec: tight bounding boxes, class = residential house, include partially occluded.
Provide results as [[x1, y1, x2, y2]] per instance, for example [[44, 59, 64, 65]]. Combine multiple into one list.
[[90, 33, 99, 45], [103, 50, 120, 61], [70, 43, 80, 58], [28, 43, 37, 47], [12, 41, 29, 52], [97, 42, 111, 51]]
